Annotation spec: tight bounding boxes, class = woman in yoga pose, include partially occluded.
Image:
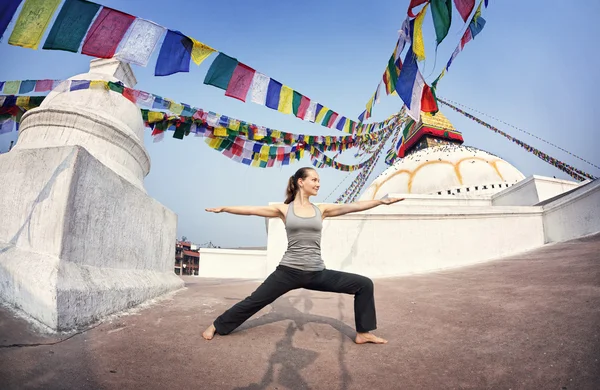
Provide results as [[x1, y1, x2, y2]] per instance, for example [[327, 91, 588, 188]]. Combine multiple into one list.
[[202, 167, 403, 344]]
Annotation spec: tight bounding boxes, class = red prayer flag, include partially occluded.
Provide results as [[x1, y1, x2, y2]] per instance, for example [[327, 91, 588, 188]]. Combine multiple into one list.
[[297, 96, 310, 119], [123, 87, 138, 103], [82, 8, 135, 58], [420, 84, 438, 113], [225, 63, 255, 102], [327, 112, 339, 128], [408, 0, 429, 17], [460, 28, 472, 49], [454, 0, 475, 22]]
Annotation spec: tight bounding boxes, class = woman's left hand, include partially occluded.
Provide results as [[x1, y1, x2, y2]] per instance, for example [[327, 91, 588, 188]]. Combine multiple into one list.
[[381, 197, 404, 205]]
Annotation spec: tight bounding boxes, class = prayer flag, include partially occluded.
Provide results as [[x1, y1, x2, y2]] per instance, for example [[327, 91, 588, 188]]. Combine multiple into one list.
[[116, 18, 165, 66], [469, 3, 486, 39], [336, 116, 346, 131], [420, 84, 438, 113], [204, 53, 239, 90], [70, 80, 90, 91], [225, 63, 255, 102], [265, 79, 282, 110], [327, 112, 338, 128], [453, 0, 475, 22], [321, 110, 334, 127], [460, 27, 472, 49], [407, 0, 428, 17], [18, 80, 35, 93], [278, 85, 293, 114], [305, 101, 317, 122], [3, 81, 19, 95], [249, 72, 269, 105], [446, 46, 460, 70], [190, 38, 215, 66], [0, 0, 23, 42], [43, 0, 100, 52], [431, 0, 452, 46], [396, 47, 418, 109], [34, 79, 53, 92], [9, 0, 61, 49], [155, 30, 193, 76], [407, 72, 425, 121], [81, 7, 135, 58], [413, 3, 428, 61], [292, 91, 310, 119]]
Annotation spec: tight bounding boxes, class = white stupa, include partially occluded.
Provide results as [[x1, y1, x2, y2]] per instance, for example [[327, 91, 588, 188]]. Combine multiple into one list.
[[361, 111, 525, 200]]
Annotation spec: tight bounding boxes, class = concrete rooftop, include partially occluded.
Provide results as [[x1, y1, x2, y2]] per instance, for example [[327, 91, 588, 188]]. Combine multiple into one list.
[[1, 233, 599, 389]]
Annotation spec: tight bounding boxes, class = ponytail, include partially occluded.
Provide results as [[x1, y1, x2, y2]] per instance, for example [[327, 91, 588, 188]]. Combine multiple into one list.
[[284, 167, 315, 204], [284, 176, 297, 204]]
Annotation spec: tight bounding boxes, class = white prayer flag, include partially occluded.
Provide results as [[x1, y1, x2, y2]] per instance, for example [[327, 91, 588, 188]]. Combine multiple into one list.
[[116, 19, 165, 67], [250, 72, 270, 105]]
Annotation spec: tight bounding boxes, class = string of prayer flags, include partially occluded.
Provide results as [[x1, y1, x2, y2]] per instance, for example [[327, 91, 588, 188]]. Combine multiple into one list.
[[453, 0, 476, 22], [438, 98, 597, 181], [43, 0, 101, 53], [155, 30, 193, 76], [8, 0, 61, 49], [225, 63, 256, 102], [81, 7, 135, 58], [203, 53, 239, 90], [0, 0, 23, 41], [115, 18, 165, 66]]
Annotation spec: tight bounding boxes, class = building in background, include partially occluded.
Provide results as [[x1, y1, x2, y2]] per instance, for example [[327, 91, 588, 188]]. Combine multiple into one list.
[[175, 240, 199, 275]]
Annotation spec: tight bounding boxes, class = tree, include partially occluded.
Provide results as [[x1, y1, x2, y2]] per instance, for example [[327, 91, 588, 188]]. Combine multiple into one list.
[[181, 236, 188, 242]]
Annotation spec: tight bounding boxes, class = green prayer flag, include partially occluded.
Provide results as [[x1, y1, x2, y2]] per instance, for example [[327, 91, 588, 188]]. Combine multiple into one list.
[[43, 0, 101, 52], [431, 0, 452, 45], [321, 110, 333, 127], [292, 91, 302, 116], [403, 119, 415, 139], [141, 109, 149, 121], [203, 53, 238, 90], [173, 126, 185, 139], [387, 55, 398, 90], [108, 81, 124, 94]]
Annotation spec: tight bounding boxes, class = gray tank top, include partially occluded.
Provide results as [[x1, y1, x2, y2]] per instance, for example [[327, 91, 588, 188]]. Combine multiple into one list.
[[279, 202, 325, 271]]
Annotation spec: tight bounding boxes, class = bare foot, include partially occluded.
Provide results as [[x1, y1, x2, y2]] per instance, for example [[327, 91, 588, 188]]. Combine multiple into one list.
[[202, 324, 217, 340], [355, 332, 388, 344]]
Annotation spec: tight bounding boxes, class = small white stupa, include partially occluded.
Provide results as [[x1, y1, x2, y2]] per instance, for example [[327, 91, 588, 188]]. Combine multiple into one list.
[[0, 59, 183, 331]]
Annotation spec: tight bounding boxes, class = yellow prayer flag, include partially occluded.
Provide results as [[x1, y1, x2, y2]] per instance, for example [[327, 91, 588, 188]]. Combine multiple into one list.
[[170, 103, 184, 115], [89, 80, 108, 90], [366, 95, 374, 111], [190, 38, 216, 66], [271, 130, 281, 139], [254, 133, 264, 141], [343, 118, 351, 133], [299, 149, 305, 159], [214, 127, 228, 137], [315, 106, 329, 124], [278, 86, 293, 114], [209, 138, 222, 149], [147, 111, 164, 123], [3, 81, 20, 95], [413, 3, 428, 61], [16, 96, 30, 107], [8, 0, 62, 49], [229, 119, 240, 131]]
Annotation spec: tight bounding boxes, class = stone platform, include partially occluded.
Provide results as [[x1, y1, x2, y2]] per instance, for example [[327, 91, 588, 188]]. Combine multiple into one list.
[[0, 233, 599, 389]]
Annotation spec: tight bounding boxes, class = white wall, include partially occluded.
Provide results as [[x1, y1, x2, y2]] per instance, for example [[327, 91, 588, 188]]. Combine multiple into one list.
[[492, 175, 580, 206], [199, 248, 268, 279], [267, 204, 545, 278], [542, 180, 600, 243]]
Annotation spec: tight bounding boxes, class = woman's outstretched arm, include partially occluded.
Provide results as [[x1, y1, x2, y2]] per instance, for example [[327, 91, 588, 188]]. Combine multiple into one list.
[[206, 205, 285, 219], [321, 198, 404, 219]]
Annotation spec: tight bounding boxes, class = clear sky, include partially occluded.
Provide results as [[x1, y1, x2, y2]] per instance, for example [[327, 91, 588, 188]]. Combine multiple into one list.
[[1, 0, 599, 248]]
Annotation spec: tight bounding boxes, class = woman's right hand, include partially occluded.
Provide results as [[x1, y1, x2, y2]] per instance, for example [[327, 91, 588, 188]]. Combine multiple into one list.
[[205, 207, 224, 213]]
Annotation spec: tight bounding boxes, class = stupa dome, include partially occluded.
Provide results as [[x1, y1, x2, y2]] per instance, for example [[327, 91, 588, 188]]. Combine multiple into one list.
[[360, 144, 526, 199]]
